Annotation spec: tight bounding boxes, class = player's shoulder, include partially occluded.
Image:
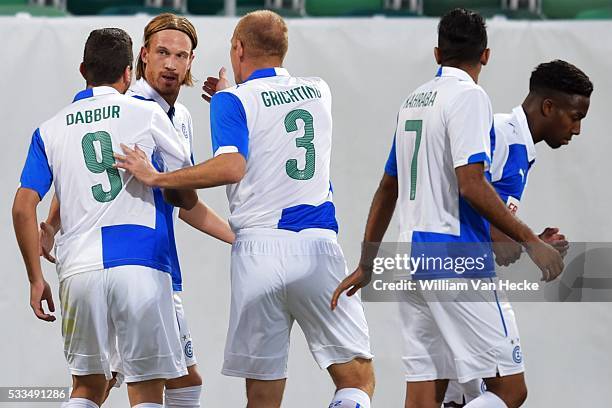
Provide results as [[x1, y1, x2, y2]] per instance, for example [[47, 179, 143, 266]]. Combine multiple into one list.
[[494, 112, 523, 145]]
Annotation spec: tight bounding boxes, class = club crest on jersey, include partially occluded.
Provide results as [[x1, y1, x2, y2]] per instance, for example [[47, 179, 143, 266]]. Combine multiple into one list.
[[506, 196, 520, 215], [512, 345, 522, 364], [184, 341, 193, 358]]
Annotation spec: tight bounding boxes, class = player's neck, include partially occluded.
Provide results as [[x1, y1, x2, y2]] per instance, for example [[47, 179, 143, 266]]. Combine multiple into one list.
[[444, 63, 481, 83], [521, 99, 544, 144], [240, 58, 283, 83], [86, 82, 127, 94]]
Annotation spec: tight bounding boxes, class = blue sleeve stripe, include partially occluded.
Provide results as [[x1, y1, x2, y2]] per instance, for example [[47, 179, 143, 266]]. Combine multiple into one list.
[[384, 135, 398, 177], [467, 152, 491, 166], [210, 92, 249, 158], [19, 128, 53, 199]]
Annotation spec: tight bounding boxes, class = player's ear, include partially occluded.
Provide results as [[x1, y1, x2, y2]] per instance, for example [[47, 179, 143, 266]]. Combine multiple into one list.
[[236, 39, 245, 60], [434, 47, 441, 65], [140, 46, 148, 64], [480, 48, 490, 66], [541, 98, 554, 117], [79, 62, 87, 81]]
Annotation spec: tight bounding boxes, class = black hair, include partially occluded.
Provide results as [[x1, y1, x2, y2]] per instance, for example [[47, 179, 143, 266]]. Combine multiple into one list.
[[529, 60, 593, 98], [83, 28, 133, 86], [438, 8, 487, 65]]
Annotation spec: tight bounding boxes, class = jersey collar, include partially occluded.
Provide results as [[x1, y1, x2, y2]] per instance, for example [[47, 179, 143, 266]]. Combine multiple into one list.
[[435, 66, 475, 84], [72, 86, 119, 102], [129, 78, 172, 113], [245, 67, 290, 82], [512, 105, 537, 162]]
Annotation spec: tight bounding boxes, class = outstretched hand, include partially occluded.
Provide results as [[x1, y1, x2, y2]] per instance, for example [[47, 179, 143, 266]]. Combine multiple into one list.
[[202, 67, 232, 103], [331, 266, 372, 310], [114, 144, 159, 187]]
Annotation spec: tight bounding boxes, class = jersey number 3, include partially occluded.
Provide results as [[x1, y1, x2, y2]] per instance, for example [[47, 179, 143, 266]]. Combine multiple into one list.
[[81, 131, 122, 202], [285, 109, 315, 180]]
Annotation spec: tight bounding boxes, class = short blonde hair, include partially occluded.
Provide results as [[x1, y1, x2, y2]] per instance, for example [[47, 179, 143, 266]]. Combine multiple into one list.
[[234, 10, 288, 61], [136, 13, 198, 86]]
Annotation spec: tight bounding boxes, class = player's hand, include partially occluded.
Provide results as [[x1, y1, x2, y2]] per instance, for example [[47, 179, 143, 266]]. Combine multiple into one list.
[[114, 144, 159, 187], [539, 227, 569, 259], [30, 279, 55, 322], [331, 265, 372, 310], [491, 226, 522, 266], [524, 238, 564, 282], [201, 67, 231, 103], [39, 221, 57, 263]]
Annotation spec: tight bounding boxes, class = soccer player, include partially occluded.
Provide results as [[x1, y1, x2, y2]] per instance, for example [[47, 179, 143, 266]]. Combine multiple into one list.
[[13, 28, 196, 408], [331, 9, 563, 408], [39, 14, 234, 408], [115, 10, 375, 408], [443, 60, 593, 407]]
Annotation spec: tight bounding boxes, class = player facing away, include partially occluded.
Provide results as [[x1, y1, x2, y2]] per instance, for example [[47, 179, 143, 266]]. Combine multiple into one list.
[[115, 10, 375, 408], [443, 60, 593, 407], [331, 8, 564, 408], [39, 14, 235, 408], [12, 28, 197, 408]]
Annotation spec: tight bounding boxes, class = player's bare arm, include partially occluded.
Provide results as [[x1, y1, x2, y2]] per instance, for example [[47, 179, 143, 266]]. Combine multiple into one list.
[[331, 173, 398, 310], [39, 193, 60, 263], [12, 188, 56, 322], [490, 225, 522, 266], [116, 145, 246, 190], [455, 162, 563, 281], [179, 201, 235, 244]]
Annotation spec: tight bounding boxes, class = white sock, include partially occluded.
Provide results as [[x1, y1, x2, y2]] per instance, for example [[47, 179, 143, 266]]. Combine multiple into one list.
[[464, 391, 508, 408], [133, 404, 163, 408], [329, 388, 371, 408], [62, 398, 99, 408], [164, 385, 202, 407]]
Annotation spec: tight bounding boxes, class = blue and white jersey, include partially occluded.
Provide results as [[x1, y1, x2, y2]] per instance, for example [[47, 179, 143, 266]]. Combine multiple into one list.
[[385, 67, 495, 279], [209, 67, 337, 234], [19, 86, 192, 281], [128, 78, 194, 291], [490, 106, 537, 214]]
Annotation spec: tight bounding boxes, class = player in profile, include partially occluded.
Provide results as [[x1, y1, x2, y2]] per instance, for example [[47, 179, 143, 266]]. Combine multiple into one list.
[[13, 28, 196, 408], [443, 60, 593, 407], [115, 10, 375, 408], [39, 14, 234, 408], [331, 8, 564, 408]]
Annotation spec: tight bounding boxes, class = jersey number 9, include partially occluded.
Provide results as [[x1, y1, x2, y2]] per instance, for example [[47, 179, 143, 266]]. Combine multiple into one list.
[[81, 131, 123, 203]]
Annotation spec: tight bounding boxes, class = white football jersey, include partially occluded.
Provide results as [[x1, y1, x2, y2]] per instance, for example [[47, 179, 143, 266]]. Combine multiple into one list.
[[127, 78, 195, 291], [385, 66, 494, 279], [19, 86, 191, 281], [490, 106, 537, 215], [209, 67, 337, 234]]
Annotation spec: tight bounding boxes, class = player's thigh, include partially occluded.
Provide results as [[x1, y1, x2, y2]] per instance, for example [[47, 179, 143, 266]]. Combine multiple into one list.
[[399, 290, 456, 382], [245, 378, 286, 408], [287, 247, 372, 371], [405, 379, 449, 408], [223, 248, 293, 380], [59, 270, 110, 378], [108, 265, 186, 383], [327, 358, 375, 395]]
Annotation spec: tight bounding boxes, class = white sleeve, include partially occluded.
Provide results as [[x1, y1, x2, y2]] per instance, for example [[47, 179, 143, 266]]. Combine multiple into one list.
[[150, 106, 191, 171], [445, 87, 492, 169]]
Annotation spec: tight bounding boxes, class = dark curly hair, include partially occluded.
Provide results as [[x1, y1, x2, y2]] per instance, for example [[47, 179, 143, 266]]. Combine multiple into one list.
[[529, 60, 593, 97], [438, 8, 487, 65]]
